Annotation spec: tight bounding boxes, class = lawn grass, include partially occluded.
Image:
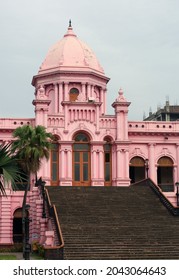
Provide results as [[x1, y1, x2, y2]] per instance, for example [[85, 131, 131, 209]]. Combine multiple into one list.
[[0, 255, 17, 260]]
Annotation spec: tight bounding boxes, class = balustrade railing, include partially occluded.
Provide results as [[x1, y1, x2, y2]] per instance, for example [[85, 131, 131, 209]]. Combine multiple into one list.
[[132, 178, 179, 215]]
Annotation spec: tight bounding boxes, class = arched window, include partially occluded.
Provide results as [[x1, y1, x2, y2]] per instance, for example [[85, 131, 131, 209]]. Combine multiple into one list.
[[129, 156, 145, 184], [51, 139, 59, 186], [73, 132, 90, 186], [157, 156, 174, 191], [69, 88, 79, 102], [104, 137, 112, 186]]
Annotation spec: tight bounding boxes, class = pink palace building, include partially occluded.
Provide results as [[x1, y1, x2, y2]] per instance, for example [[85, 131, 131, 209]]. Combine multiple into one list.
[[0, 23, 179, 248]]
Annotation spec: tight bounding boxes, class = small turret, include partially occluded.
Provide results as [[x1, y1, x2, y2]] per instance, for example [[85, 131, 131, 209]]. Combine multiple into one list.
[[112, 88, 131, 141]]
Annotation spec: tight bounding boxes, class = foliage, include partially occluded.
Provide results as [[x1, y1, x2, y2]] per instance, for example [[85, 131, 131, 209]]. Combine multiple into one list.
[[0, 255, 17, 260], [0, 243, 23, 253], [11, 124, 53, 259], [11, 125, 53, 175], [32, 242, 45, 257], [0, 143, 23, 195]]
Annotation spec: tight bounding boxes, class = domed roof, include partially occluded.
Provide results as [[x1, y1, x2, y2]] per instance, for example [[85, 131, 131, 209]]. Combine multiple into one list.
[[39, 23, 104, 75]]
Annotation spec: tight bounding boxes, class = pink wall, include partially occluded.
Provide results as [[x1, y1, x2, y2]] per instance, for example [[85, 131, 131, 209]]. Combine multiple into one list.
[[1, 24, 179, 246]]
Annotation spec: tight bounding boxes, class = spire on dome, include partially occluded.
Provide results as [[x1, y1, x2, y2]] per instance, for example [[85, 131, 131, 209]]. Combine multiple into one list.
[[69, 19, 72, 28], [64, 19, 76, 37]]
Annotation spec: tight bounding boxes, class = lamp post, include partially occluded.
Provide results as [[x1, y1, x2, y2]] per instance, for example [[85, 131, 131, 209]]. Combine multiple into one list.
[[24, 204, 31, 260], [35, 177, 46, 218], [175, 182, 179, 206], [41, 180, 46, 218], [145, 159, 149, 179]]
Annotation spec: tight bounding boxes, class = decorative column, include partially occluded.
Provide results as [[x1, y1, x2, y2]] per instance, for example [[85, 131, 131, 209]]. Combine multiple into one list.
[[67, 149, 72, 179], [100, 88, 104, 115], [112, 89, 130, 141], [91, 84, 94, 97], [59, 83, 63, 113], [60, 150, 65, 179], [96, 104, 100, 133], [54, 83, 58, 114], [116, 148, 121, 179], [87, 83, 91, 100], [91, 144, 104, 186], [124, 112, 129, 140], [43, 108, 49, 128], [148, 143, 156, 182], [125, 148, 130, 178], [176, 144, 179, 183], [32, 85, 51, 127], [64, 105, 68, 132], [82, 83, 86, 99], [103, 88, 107, 115], [64, 82, 69, 101], [92, 150, 97, 179], [99, 150, 104, 180], [115, 145, 130, 187], [59, 143, 73, 186], [112, 145, 117, 185]]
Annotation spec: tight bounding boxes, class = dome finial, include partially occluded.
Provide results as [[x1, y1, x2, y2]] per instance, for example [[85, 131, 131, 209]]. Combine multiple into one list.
[[69, 19, 72, 28]]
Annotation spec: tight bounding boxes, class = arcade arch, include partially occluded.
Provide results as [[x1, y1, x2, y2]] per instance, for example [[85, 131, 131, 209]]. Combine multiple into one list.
[[129, 156, 146, 184], [157, 156, 174, 191]]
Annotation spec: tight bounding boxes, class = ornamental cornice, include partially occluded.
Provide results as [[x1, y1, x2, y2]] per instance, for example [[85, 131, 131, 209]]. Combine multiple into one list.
[[32, 70, 110, 86], [112, 101, 131, 108], [32, 99, 51, 106]]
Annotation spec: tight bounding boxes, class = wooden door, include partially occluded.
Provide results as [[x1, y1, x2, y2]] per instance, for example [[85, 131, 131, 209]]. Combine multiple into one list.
[[73, 133, 90, 186]]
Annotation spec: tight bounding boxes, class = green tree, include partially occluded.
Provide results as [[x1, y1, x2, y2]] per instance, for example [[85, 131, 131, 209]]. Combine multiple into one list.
[[11, 125, 53, 259], [0, 143, 22, 195]]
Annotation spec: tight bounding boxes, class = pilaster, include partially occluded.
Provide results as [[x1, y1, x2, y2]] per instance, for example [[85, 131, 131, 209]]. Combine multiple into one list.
[[113, 142, 131, 187], [59, 142, 73, 186], [91, 142, 105, 186], [148, 143, 156, 182]]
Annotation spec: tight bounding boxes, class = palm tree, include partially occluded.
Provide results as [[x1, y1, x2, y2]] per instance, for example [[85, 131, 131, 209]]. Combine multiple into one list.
[[0, 142, 22, 195], [11, 125, 53, 259]]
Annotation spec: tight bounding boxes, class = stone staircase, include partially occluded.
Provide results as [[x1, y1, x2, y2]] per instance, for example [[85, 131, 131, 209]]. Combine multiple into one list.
[[46, 184, 179, 259]]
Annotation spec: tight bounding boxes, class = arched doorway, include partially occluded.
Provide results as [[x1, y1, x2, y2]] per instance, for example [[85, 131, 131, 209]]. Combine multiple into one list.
[[157, 156, 174, 191], [129, 156, 145, 183], [73, 132, 91, 186], [13, 208, 28, 243], [104, 137, 112, 186], [50, 140, 60, 186]]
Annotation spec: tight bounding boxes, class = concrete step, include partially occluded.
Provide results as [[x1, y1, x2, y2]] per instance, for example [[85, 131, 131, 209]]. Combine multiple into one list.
[[46, 184, 179, 259]]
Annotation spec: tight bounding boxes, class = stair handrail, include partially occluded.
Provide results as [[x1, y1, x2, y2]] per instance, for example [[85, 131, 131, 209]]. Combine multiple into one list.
[[44, 188, 64, 258], [132, 178, 179, 215]]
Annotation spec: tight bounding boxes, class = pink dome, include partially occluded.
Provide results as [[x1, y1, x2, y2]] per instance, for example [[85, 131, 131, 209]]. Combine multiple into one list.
[[39, 25, 104, 75]]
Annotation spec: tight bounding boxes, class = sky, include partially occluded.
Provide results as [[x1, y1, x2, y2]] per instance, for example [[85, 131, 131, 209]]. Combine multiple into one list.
[[1, 0, 179, 120]]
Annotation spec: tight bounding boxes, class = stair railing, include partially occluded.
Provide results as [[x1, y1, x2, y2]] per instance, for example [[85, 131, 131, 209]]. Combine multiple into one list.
[[132, 178, 179, 216], [44, 188, 64, 259]]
